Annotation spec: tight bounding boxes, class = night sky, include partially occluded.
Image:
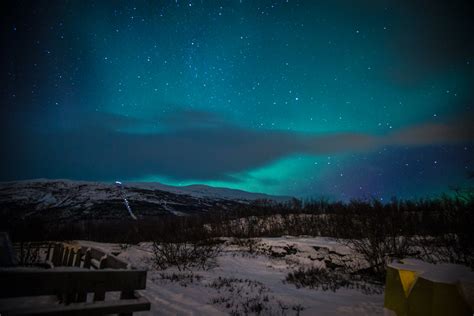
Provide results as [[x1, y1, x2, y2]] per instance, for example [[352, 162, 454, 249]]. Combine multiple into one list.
[[1, 0, 473, 200]]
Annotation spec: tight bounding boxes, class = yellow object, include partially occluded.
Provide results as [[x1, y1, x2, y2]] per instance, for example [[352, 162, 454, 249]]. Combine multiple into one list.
[[384, 259, 473, 316], [398, 269, 418, 297]]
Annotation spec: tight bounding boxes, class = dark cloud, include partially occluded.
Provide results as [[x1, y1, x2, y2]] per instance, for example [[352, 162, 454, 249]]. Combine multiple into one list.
[[388, 119, 474, 146], [1, 110, 472, 182]]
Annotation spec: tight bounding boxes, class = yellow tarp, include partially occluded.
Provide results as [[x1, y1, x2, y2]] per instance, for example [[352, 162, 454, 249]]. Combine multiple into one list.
[[384, 260, 472, 316]]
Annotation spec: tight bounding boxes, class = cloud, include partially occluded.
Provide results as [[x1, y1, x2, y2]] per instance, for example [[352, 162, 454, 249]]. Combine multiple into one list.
[[388, 120, 474, 146], [1, 109, 472, 181]]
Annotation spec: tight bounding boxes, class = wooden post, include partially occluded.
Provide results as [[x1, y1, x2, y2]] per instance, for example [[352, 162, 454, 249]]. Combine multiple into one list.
[[25, 243, 32, 266], [51, 244, 60, 266], [75, 291, 87, 303], [99, 255, 108, 269], [75, 248, 88, 303], [94, 289, 105, 302], [63, 248, 70, 266], [83, 249, 91, 269], [76, 249, 87, 303], [93, 255, 108, 302], [67, 249, 75, 266], [58, 244, 65, 267], [0, 266, 151, 314], [1, 270, 148, 297], [45, 243, 52, 262], [19, 242, 24, 265], [74, 247, 82, 267], [0, 232, 17, 266]]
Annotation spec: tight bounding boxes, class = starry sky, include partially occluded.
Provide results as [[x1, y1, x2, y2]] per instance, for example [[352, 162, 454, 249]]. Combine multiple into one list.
[[1, 0, 473, 200]]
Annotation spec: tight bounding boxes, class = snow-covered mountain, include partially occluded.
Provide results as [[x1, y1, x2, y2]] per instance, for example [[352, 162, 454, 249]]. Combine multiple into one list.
[[0, 179, 291, 222], [125, 181, 290, 202]]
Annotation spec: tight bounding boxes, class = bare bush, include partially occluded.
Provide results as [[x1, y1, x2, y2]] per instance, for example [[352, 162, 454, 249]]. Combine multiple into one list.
[[330, 200, 420, 281], [416, 194, 474, 269], [286, 266, 383, 295], [343, 236, 416, 281], [229, 238, 262, 254], [208, 277, 279, 315], [153, 272, 203, 287], [152, 238, 222, 271]]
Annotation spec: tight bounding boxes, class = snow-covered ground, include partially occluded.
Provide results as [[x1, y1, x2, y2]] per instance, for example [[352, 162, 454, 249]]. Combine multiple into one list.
[[77, 236, 385, 315]]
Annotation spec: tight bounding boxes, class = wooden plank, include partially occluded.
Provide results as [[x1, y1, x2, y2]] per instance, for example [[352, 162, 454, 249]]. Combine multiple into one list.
[[25, 243, 32, 266], [0, 269, 147, 298], [88, 247, 107, 261], [0, 296, 151, 315], [62, 248, 70, 266], [44, 261, 55, 269], [82, 246, 129, 269], [75, 291, 87, 303], [51, 244, 61, 266], [94, 256, 108, 301], [60, 245, 66, 266], [90, 255, 129, 270], [57, 245, 64, 267], [0, 232, 17, 266], [103, 254, 129, 269], [74, 248, 82, 268], [83, 249, 91, 269], [90, 259, 100, 270], [45, 243, 52, 262], [93, 290, 105, 302], [67, 249, 75, 267], [98, 255, 108, 269], [75, 253, 87, 303]]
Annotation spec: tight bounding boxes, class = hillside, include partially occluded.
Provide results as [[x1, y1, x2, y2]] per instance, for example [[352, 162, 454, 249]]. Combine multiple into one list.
[[0, 179, 290, 223]]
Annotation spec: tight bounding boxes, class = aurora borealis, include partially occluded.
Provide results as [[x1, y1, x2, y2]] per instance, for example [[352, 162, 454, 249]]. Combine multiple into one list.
[[1, 0, 473, 200]]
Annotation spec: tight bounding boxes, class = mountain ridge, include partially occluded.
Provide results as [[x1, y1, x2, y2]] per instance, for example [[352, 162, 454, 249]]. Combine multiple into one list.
[[0, 179, 292, 223]]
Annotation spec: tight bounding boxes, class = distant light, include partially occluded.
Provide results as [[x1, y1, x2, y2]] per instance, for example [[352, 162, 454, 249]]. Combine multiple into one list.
[[115, 181, 137, 220]]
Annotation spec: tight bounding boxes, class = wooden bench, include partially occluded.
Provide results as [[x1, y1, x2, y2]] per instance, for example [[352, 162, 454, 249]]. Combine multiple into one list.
[[0, 241, 151, 315]]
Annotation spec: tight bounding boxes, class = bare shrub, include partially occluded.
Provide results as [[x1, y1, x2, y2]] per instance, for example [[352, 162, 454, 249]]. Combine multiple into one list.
[[153, 272, 203, 287], [324, 199, 420, 281], [208, 277, 277, 315], [292, 304, 305, 316], [152, 238, 222, 271], [341, 234, 416, 282], [286, 266, 383, 295], [229, 238, 262, 254], [417, 194, 474, 269]]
